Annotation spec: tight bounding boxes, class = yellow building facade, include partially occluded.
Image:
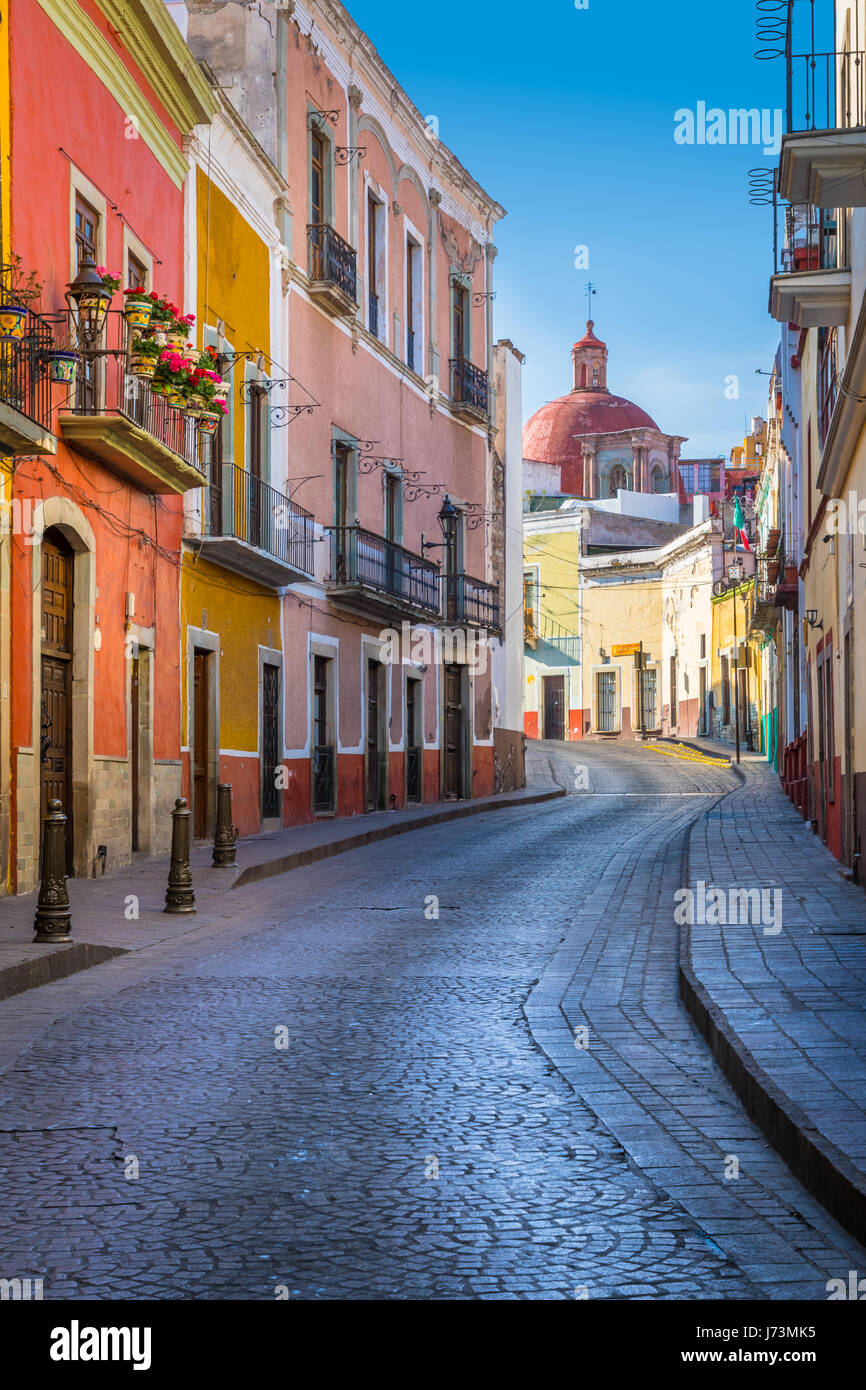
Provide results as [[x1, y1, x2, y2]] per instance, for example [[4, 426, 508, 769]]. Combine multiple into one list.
[[180, 94, 295, 840]]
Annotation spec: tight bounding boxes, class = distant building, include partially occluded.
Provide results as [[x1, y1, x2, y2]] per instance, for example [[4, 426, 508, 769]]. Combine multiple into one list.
[[522, 322, 687, 500]]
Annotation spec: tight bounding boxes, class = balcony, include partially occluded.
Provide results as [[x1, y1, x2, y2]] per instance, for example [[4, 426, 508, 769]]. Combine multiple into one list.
[[307, 224, 357, 317], [772, 6, 866, 206], [199, 464, 315, 586], [326, 525, 441, 622], [769, 202, 850, 327], [771, 557, 800, 613], [449, 357, 489, 423], [0, 309, 57, 456], [58, 314, 210, 493], [445, 573, 501, 631]]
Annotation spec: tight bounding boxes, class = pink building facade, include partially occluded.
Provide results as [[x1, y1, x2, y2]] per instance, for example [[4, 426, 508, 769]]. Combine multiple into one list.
[[186, 0, 522, 823]]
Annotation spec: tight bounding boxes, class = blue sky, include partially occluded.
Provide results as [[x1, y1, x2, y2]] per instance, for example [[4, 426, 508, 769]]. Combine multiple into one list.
[[347, 0, 787, 459]]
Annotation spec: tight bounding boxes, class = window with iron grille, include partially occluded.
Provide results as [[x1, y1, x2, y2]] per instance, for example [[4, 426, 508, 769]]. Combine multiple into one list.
[[595, 670, 617, 732], [641, 668, 658, 729]]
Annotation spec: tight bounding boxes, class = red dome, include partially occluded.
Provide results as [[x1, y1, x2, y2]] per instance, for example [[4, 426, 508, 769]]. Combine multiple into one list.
[[523, 391, 660, 470]]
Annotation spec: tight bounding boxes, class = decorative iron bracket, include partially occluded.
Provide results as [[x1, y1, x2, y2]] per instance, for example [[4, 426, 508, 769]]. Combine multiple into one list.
[[473, 291, 497, 305], [335, 146, 366, 164], [308, 107, 340, 130], [237, 370, 321, 425]]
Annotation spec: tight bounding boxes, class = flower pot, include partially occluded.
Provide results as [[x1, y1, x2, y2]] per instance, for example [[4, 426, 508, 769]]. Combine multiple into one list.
[[0, 302, 27, 341], [767, 559, 781, 585], [766, 527, 781, 554], [167, 388, 187, 409], [784, 565, 798, 586], [197, 411, 221, 436], [165, 329, 188, 350], [151, 379, 172, 399], [130, 353, 157, 379], [48, 349, 79, 384], [123, 294, 153, 330]]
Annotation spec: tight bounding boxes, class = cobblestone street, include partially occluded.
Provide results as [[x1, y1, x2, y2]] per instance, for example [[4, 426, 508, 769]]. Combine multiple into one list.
[[1, 743, 864, 1300]]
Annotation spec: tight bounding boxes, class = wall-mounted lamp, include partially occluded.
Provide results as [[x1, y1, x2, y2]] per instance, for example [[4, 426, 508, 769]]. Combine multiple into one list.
[[65, 254, 111, 342], [421, 495, 459, 553], [805, 609, 823, 630]]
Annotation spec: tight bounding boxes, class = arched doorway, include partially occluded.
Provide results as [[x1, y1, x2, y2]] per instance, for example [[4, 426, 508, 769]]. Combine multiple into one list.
[[40, 528, 74, 873]]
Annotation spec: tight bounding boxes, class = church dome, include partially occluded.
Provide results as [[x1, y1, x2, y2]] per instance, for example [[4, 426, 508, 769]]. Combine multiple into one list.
[[523, 321, 660, 485]]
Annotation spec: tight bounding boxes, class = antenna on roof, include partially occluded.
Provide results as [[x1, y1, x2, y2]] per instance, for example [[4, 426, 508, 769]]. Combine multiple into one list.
[[585, 281, 597, 320]]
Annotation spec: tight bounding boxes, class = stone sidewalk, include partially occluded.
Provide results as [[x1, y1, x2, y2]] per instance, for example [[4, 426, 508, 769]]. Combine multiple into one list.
[[680, 747, 866, 1246], [0, 784, 562, 1002]]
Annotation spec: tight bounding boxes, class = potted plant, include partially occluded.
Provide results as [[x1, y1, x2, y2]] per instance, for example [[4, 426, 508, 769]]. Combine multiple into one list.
[[47, 330, 79, 384], [95, 266, 122, 296], [153, 348, 195, 408], [123, 286, 153, 330], [0, 256, 42, 341], [767, 557, 781, 585], [198, 399, 227, 435], [766, 526, 781, 554], [129, 333, 161, 379]]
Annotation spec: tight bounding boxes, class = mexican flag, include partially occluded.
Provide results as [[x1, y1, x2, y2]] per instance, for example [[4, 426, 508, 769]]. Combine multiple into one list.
[[733, 496, 751, 551]]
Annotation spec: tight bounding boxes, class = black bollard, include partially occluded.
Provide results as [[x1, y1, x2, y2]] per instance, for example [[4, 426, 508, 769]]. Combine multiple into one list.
[[212, 784, 237, 868], [163, 797, 196, 914], [33, 799, 72, 943]]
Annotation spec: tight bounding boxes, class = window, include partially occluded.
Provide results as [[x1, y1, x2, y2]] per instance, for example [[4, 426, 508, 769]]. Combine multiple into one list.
[[608, 465, 629, 496], [310, 130, 326, 226], [406, 236, 421, 372], [721, 655, 731, 725], [452, 280, 467, 360], [333, 440, 353, 530], [670, 655, 678, 726], [818, 328, 838, 446], [700, 633, 706, 661], [596, 670, 617, 732], [367, 192, 380, 337], [641, 667, 658, 729], [524, 571, 537, 641], [651, 466, 667, 493], [384, 471, 401, 543], [127, 251, 147, 292]]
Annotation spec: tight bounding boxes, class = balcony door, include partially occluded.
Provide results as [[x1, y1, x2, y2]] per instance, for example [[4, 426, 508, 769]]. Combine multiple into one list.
[[452, 282, 467, 362], [75, 194, 99, 412], [366, 659, 386, 812], [405, 676, 422, 804], [40, 531, 74, 874], [312, 655, 335, 814]]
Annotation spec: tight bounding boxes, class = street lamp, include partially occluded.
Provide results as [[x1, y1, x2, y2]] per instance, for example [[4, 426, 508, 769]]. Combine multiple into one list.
[[65, 254, 111, 342], [422, 495, 460, 619]]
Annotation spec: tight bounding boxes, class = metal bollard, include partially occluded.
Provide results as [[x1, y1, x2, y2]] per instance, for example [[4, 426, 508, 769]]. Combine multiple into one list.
[[163, 797, 196, 914], [33, 799, 72, 943], [212, 783, 237, 868]]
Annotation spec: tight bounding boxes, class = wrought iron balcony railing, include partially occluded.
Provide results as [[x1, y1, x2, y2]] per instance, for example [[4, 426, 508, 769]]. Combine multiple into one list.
[[449, 356, 489, 415], [208, 463, 314, 575], [445, 572, 500, 629], [0, 307, 53, 436], [328, 525, 441, 617], [787, 42, 866, 133], [773, 198, 839, 275], [307, 223, 357, 303], [61, 310, 208, 479]]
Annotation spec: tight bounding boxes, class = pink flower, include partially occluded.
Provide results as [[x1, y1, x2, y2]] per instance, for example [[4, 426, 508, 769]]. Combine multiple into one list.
[[96, 265, 107, 277]]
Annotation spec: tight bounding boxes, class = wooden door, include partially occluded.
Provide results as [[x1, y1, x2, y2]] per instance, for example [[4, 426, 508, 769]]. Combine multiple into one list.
[[366, 659, 382, 812], [193, 651, 210, 840], [40, 534, 74, 872], [699, 665, 707, 735], [261, 664, 280, 820], [543, 675, 565, 741], [443, 664, 463, 800]]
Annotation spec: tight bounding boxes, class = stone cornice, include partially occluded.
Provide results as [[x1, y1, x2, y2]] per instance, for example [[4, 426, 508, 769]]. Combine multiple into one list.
[[96, 0, 218, 131]]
